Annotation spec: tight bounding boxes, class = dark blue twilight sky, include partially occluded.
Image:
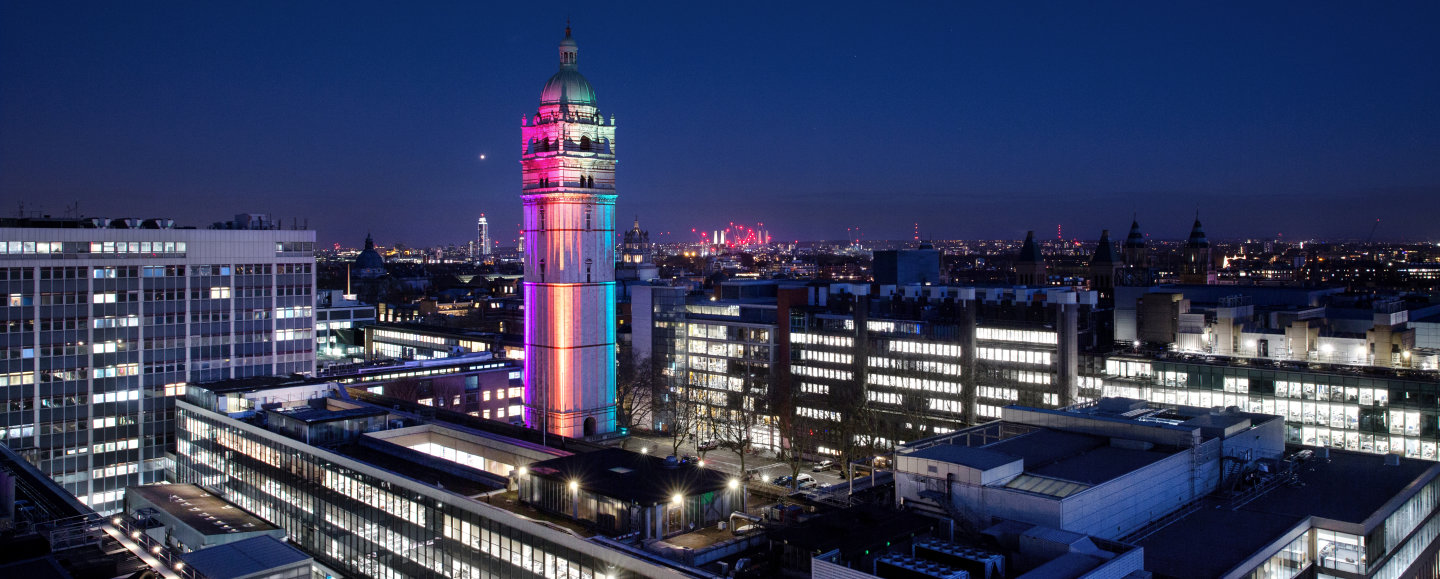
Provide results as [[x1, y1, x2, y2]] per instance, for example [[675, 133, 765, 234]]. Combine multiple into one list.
[[3, 1, 1438, 247]]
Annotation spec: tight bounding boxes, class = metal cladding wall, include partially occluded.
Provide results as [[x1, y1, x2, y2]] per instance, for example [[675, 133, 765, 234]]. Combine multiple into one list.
[[520, 29, 618, 439]]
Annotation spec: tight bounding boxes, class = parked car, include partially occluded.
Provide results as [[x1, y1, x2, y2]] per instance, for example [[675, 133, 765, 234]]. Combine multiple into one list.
[[797, 479, 818, 490], [680, 455, 700, 465], [772, 475, 794, 486], [697, 439, 720, 451], [812, 460, 835, 472]]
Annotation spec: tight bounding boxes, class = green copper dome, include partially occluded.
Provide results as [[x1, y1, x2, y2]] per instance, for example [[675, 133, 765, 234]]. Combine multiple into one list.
[[540, 26, 596, 106], [540, 69, 596, 106]]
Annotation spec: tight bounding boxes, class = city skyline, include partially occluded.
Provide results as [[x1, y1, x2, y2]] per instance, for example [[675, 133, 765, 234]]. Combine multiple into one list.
[[3, 2, 1438, 245]]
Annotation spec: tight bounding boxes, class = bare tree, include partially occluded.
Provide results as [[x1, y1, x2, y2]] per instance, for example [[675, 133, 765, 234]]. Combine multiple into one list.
[[616, 355, 659, 448], [431, 379, 467, 412], [383, 377, 425, 403], [663, 386, 702, 458], [714, 378, 764, 480]]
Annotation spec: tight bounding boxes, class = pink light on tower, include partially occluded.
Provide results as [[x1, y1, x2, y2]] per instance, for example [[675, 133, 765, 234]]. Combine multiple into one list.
[[519, 25, 617, 439]]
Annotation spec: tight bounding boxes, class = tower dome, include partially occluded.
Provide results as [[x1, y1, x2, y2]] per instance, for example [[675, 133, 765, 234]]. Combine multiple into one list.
[[539, 26, 596, 106]]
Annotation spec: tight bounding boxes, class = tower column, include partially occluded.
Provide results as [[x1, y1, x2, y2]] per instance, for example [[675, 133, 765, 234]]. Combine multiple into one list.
[[521, 27, 618, 439]]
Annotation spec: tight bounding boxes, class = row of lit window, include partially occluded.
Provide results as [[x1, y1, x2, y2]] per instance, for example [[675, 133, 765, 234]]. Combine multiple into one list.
[[93, 315, 140, 328], [868, 391, 902, 405], [80, 489, 125, 508], [977, 347, 1052, 366], [1105, 359, 1153, 378], [868, 357, 963, 377], [94, 363, 140, 379], [0, 240, 188, 256], [976, 327, 1058, 345], [275, 329, 313, 342], [797, 406, 841, 421], [792, 333, 853, 348], [794, 365, 852, 381], [978, 386, 1018, 401], [801, 349, 852, 365], [374, 330, 449, 345], [442, 514, 599, 579], [888, 340, 963, 358], [869, 373, 961, 394], [928, 398, 964, 414], [94, 389, 140, 404]]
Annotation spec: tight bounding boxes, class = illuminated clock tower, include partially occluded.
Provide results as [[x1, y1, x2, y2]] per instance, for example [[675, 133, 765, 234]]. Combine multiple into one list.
[[521, 26, 617, 438]]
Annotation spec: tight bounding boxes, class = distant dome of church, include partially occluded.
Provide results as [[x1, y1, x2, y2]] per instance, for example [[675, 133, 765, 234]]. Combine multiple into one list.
[[354, 234, 386, 278], [539, 26, 596, 106]]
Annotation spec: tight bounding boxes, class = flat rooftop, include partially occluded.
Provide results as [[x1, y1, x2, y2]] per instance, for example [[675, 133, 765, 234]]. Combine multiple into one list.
[[334, 443, 504, 497], [269, 405, 387, 424], [913, 428, 1178, 489], [180, 535, 310, 579], [1139, 448, 1440, 578], [128, 484, 278, 536], [526, 448, 732, 505]]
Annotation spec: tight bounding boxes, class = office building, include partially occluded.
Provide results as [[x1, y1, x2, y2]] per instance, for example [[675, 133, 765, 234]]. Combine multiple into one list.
[[1091, 353, 1440, 460], [632, 280, 1099, 459], [521, 26, 619, 439], [173, 379, 701, 578], [789, 284, 1094, 457], [0, 215, 315, 513]]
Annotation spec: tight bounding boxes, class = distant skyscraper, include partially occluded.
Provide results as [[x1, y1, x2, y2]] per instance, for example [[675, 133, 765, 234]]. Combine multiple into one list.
[[520, 27, 617, 438], [0, 215, 315, 513], [476, 214, 491, 257]]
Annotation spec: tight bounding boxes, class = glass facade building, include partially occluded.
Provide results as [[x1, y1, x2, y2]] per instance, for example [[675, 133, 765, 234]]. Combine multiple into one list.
[[1093, 355, 1440, 460], [174, 392, 694, 579]]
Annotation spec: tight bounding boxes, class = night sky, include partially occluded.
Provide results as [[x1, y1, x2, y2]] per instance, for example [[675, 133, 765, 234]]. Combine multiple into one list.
[[3, 2, 1438, 247]]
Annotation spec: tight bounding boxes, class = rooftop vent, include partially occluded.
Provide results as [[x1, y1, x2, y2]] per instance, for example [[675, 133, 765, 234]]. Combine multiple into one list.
[[1384, 454, 1401, 466]]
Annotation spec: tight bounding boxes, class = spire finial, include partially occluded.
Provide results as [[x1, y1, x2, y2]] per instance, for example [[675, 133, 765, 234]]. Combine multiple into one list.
[[565, 19, 571, 38]]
